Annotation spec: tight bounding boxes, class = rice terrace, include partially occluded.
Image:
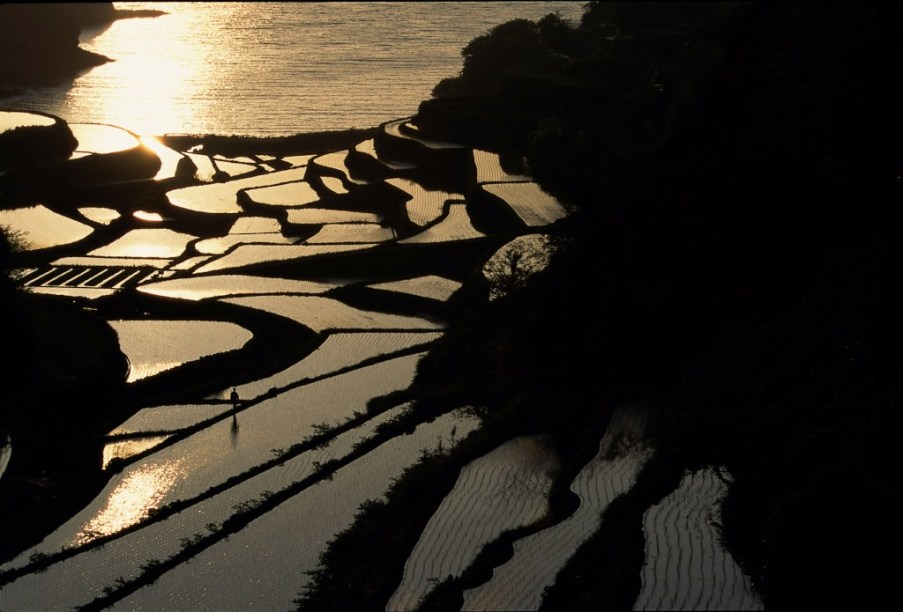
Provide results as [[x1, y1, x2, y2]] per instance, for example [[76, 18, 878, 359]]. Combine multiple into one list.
[[2, 2, 901, 611]]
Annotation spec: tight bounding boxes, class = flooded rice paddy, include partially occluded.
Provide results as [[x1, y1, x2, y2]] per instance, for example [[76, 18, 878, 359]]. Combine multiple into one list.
[[0, 109, 760, 609]]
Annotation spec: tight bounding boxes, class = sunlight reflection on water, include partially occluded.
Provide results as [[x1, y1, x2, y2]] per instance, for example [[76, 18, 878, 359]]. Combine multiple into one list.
[[76, 459, 186, 544]]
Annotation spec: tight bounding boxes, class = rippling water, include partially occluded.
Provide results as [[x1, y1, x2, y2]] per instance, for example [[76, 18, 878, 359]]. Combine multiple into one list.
[[2, 1, 584, 137]]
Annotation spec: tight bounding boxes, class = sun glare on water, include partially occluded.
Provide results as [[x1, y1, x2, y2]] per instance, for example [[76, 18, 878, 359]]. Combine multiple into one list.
[[76, 3, 224, 135], [76, 459, 186, 544]]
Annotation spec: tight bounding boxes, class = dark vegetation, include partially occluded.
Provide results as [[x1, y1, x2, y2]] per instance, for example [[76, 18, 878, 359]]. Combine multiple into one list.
[[300, 2, 903, 610], [2, 2, 902, 609]]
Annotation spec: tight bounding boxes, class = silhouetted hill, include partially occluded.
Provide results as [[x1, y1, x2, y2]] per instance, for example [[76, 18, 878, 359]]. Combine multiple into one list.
[[0, 3, 165, 93], [405, 2, 903, 608]]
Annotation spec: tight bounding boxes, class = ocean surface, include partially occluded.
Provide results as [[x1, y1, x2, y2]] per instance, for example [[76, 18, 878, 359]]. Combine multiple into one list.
[[0, 1, 584, 138]]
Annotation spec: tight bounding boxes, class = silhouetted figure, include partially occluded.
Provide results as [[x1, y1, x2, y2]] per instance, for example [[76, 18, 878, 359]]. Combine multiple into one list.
[[230, 387, 240, 408]]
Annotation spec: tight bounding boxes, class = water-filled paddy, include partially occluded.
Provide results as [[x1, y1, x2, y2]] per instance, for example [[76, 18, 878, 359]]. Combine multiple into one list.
[[69, 123, 141, 155], [109, 320, 253, 382], [219, 295, 444, 332], [398, 204, 486, 244], [0, 205, 94, 250], [88, 228, 199, 259], [110, 410, 479, 612], [388, 434, 561, 610], [166, 167, 307, 213], [482, 182, 570, 227], [369, 275, 462, 301], [0, 110, 55, 133], [137, 274, 341, 301]]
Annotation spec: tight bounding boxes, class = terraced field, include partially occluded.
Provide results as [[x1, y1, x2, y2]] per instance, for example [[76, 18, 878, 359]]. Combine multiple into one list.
[[0, 110, 761, 610]]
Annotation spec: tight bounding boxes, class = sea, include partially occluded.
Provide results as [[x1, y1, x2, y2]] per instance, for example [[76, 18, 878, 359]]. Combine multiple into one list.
[[0, 1, 585, 138]]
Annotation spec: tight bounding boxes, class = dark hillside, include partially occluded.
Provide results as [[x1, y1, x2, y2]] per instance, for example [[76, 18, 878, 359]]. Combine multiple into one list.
[[406, 2, 903, 608]]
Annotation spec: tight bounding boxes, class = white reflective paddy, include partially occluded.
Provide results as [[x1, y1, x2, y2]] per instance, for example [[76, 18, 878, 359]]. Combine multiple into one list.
[[388, 434, 561, 610], [111, 410, 479, 612], [0, 406, 414, 612], [222, 331, 443, 401], [88, 228, 199, 259], [243, 180, 320, 207], [137, 274, 341, 301], [369, 275, 462, 301], [193, 243, 369, 274], [482, 182, 570, 227], [69, 123, 140, 155], [398, 204, 486, 244], [473, 149, 531, 183], [2, 353, 430, 575], [166, 167, 307, 213], [286, 208, 381, 225], [387, 177, 461, 227], [0, 110, 55, 132], [219, 295, 444, 332], [0, 205, 94, 250], [109, 320, 253, 382], [306, 222, 396, 244]]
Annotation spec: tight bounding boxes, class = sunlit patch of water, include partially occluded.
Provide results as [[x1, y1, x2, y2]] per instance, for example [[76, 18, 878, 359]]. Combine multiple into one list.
[[217, 331, 443, 400], [0, 205, 94, 250], [195, 233, 297, 255], [0, 110, 55, 133], [305, 223, 396, 244], [229, 216, 282, 234], [314, 151, 369, 185], [78, 207, 122, 225], [219, 294, 444, 332], [167, 255, 212, 271], [88, 228, 198, 258], [138, 135, 186, 181], [103, 436, 172, 469], [243, 181, 321, 207], [109, 404, 233, 436], [282, 154, 316, 168], [320, 176, 349, 195], [166, 167, 307, 213], [109, 320, 253, 382], [69, 123, 140, 155], [75, 459, 186, 545], [110, 408, 479, 612], [368, 275, 462, 301], [137, 274, 341, 301], [386, 177, 462, 227], [193, 243, 369, 274], [285, 208, 380, 225], [26, 286, 117, 300], [398, 204, 486, 243], [183, 152, 217, 182], [211, 159, 258, 178], [52, 255, 172, 268], [132, 210, 164, 223]]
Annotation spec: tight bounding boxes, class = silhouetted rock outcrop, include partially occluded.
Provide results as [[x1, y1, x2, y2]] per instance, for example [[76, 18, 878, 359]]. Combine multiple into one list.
[[0, 3, 165, 94]]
